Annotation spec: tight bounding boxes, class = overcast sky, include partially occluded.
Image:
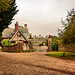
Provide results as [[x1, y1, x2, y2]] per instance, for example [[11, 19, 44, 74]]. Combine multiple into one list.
[[10, 0, 75, 36]]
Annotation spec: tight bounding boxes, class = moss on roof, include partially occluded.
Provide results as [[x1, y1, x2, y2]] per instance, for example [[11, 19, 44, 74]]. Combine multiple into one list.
[[2, 27, 30, 40]]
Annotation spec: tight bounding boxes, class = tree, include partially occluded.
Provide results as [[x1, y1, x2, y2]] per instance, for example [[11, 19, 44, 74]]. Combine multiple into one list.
[[51, 36, 58, 51], [0, 0, 18, 44], [52, 36, 58, 45], [0, 0, 10, 12], [58, 8, 75, 46], [0, 0, 13, 21]]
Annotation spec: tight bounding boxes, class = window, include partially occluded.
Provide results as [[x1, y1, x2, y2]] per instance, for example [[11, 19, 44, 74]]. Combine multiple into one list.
[[17, 33, 21, 37]]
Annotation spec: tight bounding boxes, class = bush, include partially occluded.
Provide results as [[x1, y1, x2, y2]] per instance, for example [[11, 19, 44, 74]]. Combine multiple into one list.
[[1, 39, 12, 46], [45, 40, 48, 46], [39, 43, 43, 46], [52, 44, 58, 51], [32, 48, 36, 52], [39, 41, 45, 46], [23, 50, 30, 52]]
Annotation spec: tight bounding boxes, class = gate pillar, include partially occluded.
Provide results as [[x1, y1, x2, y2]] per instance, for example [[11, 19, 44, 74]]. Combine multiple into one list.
[[48, 35, 52, 52], [29, 34, 33, 52]]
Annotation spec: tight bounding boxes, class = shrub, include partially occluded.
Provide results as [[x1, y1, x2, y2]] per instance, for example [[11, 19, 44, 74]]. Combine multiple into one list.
[[45, 40, 48, 46], [1, 39, 12, 46], [23, 50, 30, 52], [39, 41, 45, 46], [39, 43, 43, 46], [32, 48, 36, 52]]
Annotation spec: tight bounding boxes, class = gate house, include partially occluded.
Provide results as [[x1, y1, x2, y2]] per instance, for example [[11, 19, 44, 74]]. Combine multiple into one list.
[[2, 22, 30, 50]]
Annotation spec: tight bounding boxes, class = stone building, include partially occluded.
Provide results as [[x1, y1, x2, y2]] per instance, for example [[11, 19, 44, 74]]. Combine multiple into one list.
[[2, 22, 52, 51], [2, 22, 30, 50]]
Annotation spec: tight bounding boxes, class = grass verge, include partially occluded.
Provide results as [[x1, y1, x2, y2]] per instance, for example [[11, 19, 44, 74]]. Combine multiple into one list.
[[49, 52, 75, 59]]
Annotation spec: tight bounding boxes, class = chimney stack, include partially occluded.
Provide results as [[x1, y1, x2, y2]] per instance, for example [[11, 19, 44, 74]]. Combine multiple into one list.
[[24, 24, 27, 28], [15, 22, 18, 32]]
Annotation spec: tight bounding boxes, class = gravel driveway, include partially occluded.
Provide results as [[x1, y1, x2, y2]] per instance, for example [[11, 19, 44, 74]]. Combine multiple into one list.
[[0, 52, 75, 75]]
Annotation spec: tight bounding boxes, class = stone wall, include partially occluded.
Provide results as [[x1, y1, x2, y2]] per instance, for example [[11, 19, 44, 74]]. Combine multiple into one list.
[[58, 44, 75, 52], [3, 43, 23, 52], [48, 43, 52, 51], [19, 43, 23, 51]]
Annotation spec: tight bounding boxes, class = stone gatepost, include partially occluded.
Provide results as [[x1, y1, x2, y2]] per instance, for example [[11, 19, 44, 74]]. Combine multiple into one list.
[[48, 35, 52, 52], [29, 34, 33, 52], [29, 41, 33, 52]]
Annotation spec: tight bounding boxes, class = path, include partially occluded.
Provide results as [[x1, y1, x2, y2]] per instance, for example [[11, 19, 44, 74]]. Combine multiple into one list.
[[0, 52, 75, 75], [35, 46, 48, 52]]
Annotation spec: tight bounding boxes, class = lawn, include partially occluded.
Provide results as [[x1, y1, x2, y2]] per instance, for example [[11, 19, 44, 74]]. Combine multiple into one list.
[[49, 52, 75, 59]]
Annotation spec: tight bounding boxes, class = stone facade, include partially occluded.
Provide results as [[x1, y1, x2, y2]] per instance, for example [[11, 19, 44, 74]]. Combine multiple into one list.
[[3, 43, 23, 52], [58, 44, 75, 52], [32, 35, 48, 50], [32, 35, 47, 44], [2, 22, 53, 52], [48, 35, 52, 51]]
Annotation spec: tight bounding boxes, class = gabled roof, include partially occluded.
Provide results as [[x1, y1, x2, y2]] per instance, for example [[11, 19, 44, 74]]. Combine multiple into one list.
[[10, 30, 28, 42], [2, 27, 30, 40], [2, 28, 15, 38]]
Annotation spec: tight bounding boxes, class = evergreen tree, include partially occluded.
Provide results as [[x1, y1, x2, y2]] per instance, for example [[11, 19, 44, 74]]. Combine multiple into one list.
[[0, 0, 13, 20], [0, 0, 11, 13], [0, 0, 18, 43]]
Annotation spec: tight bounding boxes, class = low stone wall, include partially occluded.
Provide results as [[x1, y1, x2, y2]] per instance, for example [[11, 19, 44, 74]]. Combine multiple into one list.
[[58, 44, 75, 52], [3, 43, 23, 52]]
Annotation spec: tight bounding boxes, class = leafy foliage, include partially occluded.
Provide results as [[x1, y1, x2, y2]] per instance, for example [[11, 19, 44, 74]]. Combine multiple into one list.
[[58, 8, 75, 46], [52, 36, 58, 45], [39, 41, 44, 46], [1, 39, 12, 46], [0, 0, 13, 21], [0, 0, 10, 13], [0, 0, 19, 32], [0, 0, 18, 45], [45, 40, 48, 46], [23, 50, 30, 52], [52, 36, 58, 51], [39, 43, 43, 46]]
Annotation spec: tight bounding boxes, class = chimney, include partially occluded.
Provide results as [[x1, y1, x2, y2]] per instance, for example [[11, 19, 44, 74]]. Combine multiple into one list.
[[24, 24, 27, 28], [15, 22, 18, 32]]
